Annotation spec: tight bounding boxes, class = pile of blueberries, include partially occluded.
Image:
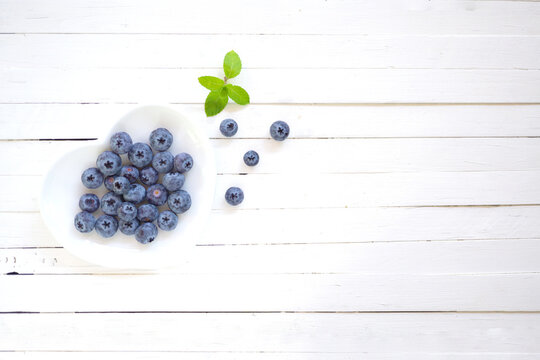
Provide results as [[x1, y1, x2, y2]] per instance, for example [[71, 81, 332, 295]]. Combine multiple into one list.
[[74, 128, 193, 244]]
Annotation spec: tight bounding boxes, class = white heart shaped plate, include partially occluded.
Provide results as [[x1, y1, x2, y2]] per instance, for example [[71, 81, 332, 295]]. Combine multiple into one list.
[[40, 106, 216, 269]]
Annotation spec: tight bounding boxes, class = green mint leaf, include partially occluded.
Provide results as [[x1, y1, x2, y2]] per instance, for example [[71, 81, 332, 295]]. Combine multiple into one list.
[[205, 87, 229, 117], [198, 76, 225, 91], [225, 84, 250, 105], [223, 50, 242, 79]]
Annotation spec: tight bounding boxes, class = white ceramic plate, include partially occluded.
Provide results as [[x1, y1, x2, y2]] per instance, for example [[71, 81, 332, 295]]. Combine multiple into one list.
[[40, 106, 216, 269]]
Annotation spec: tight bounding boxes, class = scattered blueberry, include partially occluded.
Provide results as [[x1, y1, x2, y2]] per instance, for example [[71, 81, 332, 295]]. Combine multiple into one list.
[[146, 184, 168, 206], [123, 183, 146, 204], [74, 211, 96, 233], [137, 204, 159, 223], [96, 151, 122, 176], [157, 210, 178, 231], [81, 167, 104, 189], [162, 171, 185, 192], [119, 219, 139, 235], [149, 128, 173, 152], [128, 142, 153, 168], [140, 166, 159, 186], [95, 215, 118, 238], [219, 118, 238, 137], [104, 176, 115, 191], [79, 193, 100, 213], [174, 153, 193, 173], [270, 121, 290, 141], [225, 187, 244, 206], [135, 222, 158, 244], [101, 192, 122, 216], [110, 132, 133, 154], [243, 150, 259, 166], [167, 190, 192, 214], [117, 201, 137, 221], [120, 165, 139, 183], [152, 151, 174, 173], [112, 176, 130, 195]]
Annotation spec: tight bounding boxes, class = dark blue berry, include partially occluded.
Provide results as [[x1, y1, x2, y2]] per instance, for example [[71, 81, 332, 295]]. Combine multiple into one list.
[[123, 183, 146, 204], [167, 190, 191, 214], [119, 219, 139, 235], [162, 171, 185, 192], [120, 165, 139, 183], [101, 192, 122, 215], [96, 151, 122, 176], [225, 187, 244, 206], [174, 153, 193, 173], [135, 222, 158, 244], [137, 204, 159, 223], [243, 150, 259, 166], [152, 151, 174, 173], [110, 132, 133, 154], [128, 142, 153, 168], [81, 167, 104, 189], [117, 201, 137, 221], [219, 118, 238, 137], [149, 128, 173, 152], [270, 121, 290, 141], [157, 210, 178, 231], [146, 184, 168, 206], [112, 176, 130, 195], [74, 211, 96, 233], [95, 215, 118, 238], [140, 166, 159, 186], [104, 176, 115, 191], [79, 193, 100, 213]]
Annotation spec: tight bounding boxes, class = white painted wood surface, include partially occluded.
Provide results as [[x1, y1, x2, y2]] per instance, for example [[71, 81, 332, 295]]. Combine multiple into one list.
[[2, 0, 540, 358]]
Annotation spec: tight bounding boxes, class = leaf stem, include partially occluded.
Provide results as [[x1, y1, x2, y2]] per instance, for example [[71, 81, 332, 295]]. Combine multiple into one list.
[[224, 76, 228, 84]]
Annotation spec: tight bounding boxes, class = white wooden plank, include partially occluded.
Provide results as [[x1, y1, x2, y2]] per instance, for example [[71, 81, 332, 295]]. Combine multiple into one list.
[[2, 34, 540, 70], [2, 171, 540, 212], [2, 313, 540, 353], [2, 68, 540, 103], [3, 239, 540, 275], [4, 138, 540, 176], [2, 274, 540, 312], [1, 0, 539, 35], [3, 104, 540, 140]]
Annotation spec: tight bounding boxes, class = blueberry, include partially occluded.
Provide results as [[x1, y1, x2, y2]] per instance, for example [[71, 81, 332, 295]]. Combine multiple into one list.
[[149, 128, 173, 152], [135, 222, 158, 244], [101, 192, 122, 216], [140, 166, 159, 186], [128, 142, 153, 168], [157, 210, 178, 231], [79, 193, 100, 213], [270, 121, 290, 141], [219, 118, 238, 137], [112, 176, 130, 195], [137, 204, 159, 223], [146, 184, 168, 206], [81, 167, 104, 189], [167, 190, 191, 214], [152, 151, 174, 173], [117, 201, 137, 221], [104, 176, 116, 191], [110, 132, 133, 154], [120, 165, 139, 183], [74, 211, 96, 233], [119, 219, 139, 235], [123, 183, 146, 204], [95, 215, 118, 238], [225, 187, 244, 206], [243, 150, 259, 166], [96, 151, 122, 176], [174, 153, 193, 173], [162, 171, 185, 192]]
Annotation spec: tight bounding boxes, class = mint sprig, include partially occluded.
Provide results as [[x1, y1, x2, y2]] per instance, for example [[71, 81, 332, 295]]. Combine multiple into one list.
[[199, 50, 250, 117]]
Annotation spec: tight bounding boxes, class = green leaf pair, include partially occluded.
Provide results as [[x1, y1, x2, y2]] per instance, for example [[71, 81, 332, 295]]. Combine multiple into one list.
[[198, 51, 250, 117]]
